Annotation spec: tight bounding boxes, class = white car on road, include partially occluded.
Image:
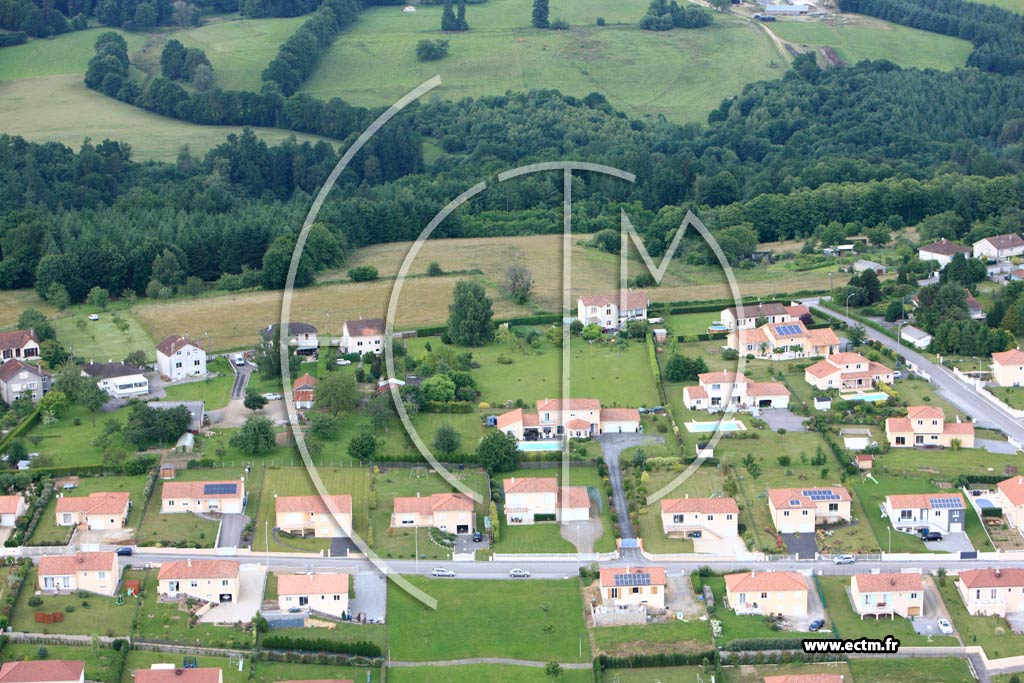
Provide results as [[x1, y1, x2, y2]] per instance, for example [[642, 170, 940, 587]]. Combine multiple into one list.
[[431, 568, 455, 577], [508, 568, 531, 578]]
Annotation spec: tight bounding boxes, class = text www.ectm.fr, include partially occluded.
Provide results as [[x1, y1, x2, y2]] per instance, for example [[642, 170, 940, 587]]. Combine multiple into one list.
[[802, 637, 900, 654]]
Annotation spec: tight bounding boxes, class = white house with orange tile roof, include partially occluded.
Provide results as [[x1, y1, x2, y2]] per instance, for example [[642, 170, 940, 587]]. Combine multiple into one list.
[[494, 399, 639, 441], [0, 660, 84, 683], [576, 290, 648, 330], [850, 572, 924, 619], [158, 559, 240, 604], [38, 552, 120, 596], [724, 571, 809, 616], [599, 567, 667, 610], [767, 487, 852, 534], [161, 480, 245, 514], [0, 329, 41, 365], [0, 495, 26, 527], [884, 406, 975, 448], [135, 667, 222, 683], [991, 349, 1024, 387], [998, 475, 1024, 530], [763, 675, 845, 683], [55, 492, 129, 530], [275, 494, 352, 537], [720, 302, 809, 331], [502, 477, 590, 524], [957, 568, 1024, 616], [884, 492, 964, 535], [659, 497, 739, 551], [292, 373, 317, 410], [277, 572, 349, 619], [974, 233, 1024, 261], [682, 371, 790, 412], [390, 492, 474, 534], [727, 321, 840, 360], [155, 335, 206, 381], [804, 352, 893, 392]]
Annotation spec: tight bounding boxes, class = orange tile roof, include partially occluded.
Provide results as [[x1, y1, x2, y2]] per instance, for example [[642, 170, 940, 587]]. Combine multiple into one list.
[[660, 497, 738, 514], [496, 408, 523, 429], [993, 349, 1024, 366], [277, 572, 349, 595], [135, 668, 221, 683], [162, 480, 244, 500], [0, 495, 23, 515], [698, 371, 748, 385], [735, 327, 768, 346], [908, 405, 944, 420], [684, 386, 708, 400], [504, 477, 558, 494], [746, 381, 790, 397], [826, 352, 870, 365], [885, 417, 912, 433], [0, 329, 38, 352], [806, 327, 840, 348], [536, 398, 601, 412], [55, 492, 129, 516], [0, 660, 84, 683], [853, 572, 923, 593], [393, 492, 474, 515], [768, 487, 850, 509], [959, 568, 1024, 589], [38, 552, 115, 576], [565, 418, 592, 430], [763, 676, 844, 683], [855, 454, 874, 462], [275, 494, 352, 515], [600, 408, 640, 422], [725, 571, 808, 594], [578, 291, 648, 309], [999, 475, 1024, 507], [885, 493, 963, 510], [599, 566, 666, 587], [943, 422, 975, 436], [293, 373, 318, 391], [156, 335, 201, 356], [343, 318, 385, 337], [559, 486, 591, 509], [804, 360, 837, 378], [158, 559, 240, 580], [784, 304, 810, 319]]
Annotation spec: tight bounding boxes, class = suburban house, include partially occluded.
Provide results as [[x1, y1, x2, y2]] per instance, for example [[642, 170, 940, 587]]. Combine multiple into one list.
[[724, 571, 809, 617], [260, 322, 319, 355], [884, 406, 975, 448], [81, 361, 149, 398], [340, 318, 385, 355], [135, 668, 222, 683], [764, 676, 844, 683], [390, 492, 475, 534], [965, 290, 986, 320], [158, 559, 240, 604], [55, 491, 130, 530], [155, 335, 207, 381], [852, 259, 886, 275], [973, 233, 1024, 261], [275, 494, 353, 537], [900, 325, 933, 350], [37, 552, 121, 596], [495, 399, 640, 441], [991, 349, 1024, 387], [727, 321, 840, 360], [956, 568, 1024, 617], [919, 238, 971, 269], [719, 302, 809, 331], [850, 572, 924, 619], [293, 373, 317, 409], [884, 492, 965, 535], [0, 495, 26, 527], [767, 487, 852, 534], [682, 371, 791, 412], [0, 329, 40, 365], [576, 290, 648, 331], [161, 480, 245, 514], [502, 477, 590, 524], [659, 497, 739, 550], [997, 476, 1024, 530], [277, 572, 349, 619], [599, 567, 667, 611], [0, 360, 51, 404], [0, 661, 85, 683], [804, 352, 893, 392]]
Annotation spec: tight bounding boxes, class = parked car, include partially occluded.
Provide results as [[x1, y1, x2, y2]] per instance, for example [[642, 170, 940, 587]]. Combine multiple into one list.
[[832, 554, 855, 565], [922, 531, 943, 542], [509, 568, 531, 578], [115, 547, 133, 556], [893, 370, 903, 379], [808, 618, 826, 632], [431, 567, 455, 577], [938, 618, 953, 634], [234, 354, 245, 366], [335, 358, 352, 366], [472, 531, 483, 542], [263, 393, 282, 401], [88, 313, 100, 321]]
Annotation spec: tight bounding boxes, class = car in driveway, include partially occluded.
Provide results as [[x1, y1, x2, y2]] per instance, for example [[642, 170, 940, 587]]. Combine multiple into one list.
[[263, 393, 282, 400], [335, 358, 352, 366], [509, 568, 531, 578], [833, 554, 855, 565], [808, 618, 826, 632], [938, 618, 953, 634], [472, 531, 483, 542], [431, 568, 455, 577], [922, 531, 943, 542]]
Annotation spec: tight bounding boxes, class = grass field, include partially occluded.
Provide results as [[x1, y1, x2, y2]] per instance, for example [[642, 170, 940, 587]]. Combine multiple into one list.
[[0, 643, 123, 683], [302, 0, 784, 123], [590, 619, 712, 656], [991, 386, 1024, 410], [162, 358, 236, 409], [0, 28, 146, 81], [636, 464, 722, 554], [30, 474, 148, 545], [390, 665, 592, 683], [53, 311, 155, 364], [769, 15, 973, 70], [847, 658, 976, 683], [387, 576, 589, 662], [21, 404, 112, 469], [938, 577, 1024, 658], [11, 567, 139, 636], [0, 290, 55, 333]]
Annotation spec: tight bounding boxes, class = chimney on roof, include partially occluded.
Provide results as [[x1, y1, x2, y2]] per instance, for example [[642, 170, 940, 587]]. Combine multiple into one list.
[[187, 559, 192, 568], [175, 670, 183, 676], [416, 492, 420, 497], [996, 568, 1001, 577]]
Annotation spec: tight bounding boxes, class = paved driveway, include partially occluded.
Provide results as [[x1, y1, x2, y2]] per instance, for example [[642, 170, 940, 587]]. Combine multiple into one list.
[[201, 563, 266, 624], [596, 433, 665, 542], [912, 579, 950, 637], [787, 575, 826, 631], [665, 574, 703, 618], [454, 533, 487, 555], [929, 532, 974, 554], [348, 570, 387, 622], [217, 513, 250, 548], [782, 532, 818, 559], [760, 409, 807, 433], [978, 438, 1019, 455], [560, 519, 602, 553]]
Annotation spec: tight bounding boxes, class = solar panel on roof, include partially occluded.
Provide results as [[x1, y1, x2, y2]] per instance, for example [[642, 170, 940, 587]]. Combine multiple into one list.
[[929, 497, 962, 509], [803, 489, 840, 501], [774, 324, 802, 336], [614, 572, 652, 587], [203, 483, 237, 496]]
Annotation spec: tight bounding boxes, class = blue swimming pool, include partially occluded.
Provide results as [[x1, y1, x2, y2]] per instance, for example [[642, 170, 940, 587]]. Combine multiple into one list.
[[976, 498, 996, 508], [845, 392, 889, 402], [685, 420, 746, 433], [517, 441, 563, 452]]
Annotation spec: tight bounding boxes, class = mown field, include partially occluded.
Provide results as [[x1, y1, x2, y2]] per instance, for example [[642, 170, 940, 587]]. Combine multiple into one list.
[[0, 28, 146, 80]]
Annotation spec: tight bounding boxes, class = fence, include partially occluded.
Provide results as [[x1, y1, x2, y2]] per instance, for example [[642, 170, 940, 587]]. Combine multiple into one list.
[[491, 552, 615, 562]]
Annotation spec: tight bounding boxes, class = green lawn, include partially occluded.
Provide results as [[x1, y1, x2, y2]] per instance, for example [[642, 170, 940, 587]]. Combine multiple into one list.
[[250, 660, 381, 683], [847, 657, 976, 683], [251, 465, 370, 553], [0, 643, 123, 683], [302, 0, 784, 124], [371, 468, 490, 560], [697, 576, 816, 645], [815, 575, 957, 646], [387, 576, 589, 662], [600, 666, 707, 682], [162, 358, 236, 409], [938, 577, 1024, 658], [769, 16, 973, 70], [134, 570, 251, 648], [991, 386, 1024, 410], [389, 665, 591, 683], [10, 567, 138, 636], [20, 404, 110, 469], [590, 619, 711, 656], [30, 474, 148, 545], [53, 311, 155, 366], [636, 464, 720, 554], [0, 28, 146, 81], [663, 312, 720, 338]]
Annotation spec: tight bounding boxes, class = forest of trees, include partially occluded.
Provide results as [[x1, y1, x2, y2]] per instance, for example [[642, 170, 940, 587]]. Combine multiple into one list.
[[261, 0, 359, 96]]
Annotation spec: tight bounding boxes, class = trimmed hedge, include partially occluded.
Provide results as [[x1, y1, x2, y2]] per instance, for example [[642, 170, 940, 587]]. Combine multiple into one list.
[[421, 400, 475, 413], [723, 637, 820, 651], [596, 651, 717, 669], [981, 506, 1003, 517], [260, 634, 382, 657]]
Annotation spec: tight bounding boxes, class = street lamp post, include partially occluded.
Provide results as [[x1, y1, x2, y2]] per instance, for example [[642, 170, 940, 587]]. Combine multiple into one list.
[[415, 525, 419, 574], [845, 293, 855, 321], [887, 527, 891, 555], [896, 321, 907, 368]]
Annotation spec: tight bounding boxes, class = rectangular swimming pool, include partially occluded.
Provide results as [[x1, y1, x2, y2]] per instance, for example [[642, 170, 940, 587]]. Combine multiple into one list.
[[685, 420, 746, 433], [517, 441, 564, 452], [844, 392, 888, 402]]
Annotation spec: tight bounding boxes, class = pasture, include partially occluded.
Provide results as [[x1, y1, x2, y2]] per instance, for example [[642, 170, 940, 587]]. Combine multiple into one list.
[[53, 311, 155, 363], [0, 28, 145, 81]]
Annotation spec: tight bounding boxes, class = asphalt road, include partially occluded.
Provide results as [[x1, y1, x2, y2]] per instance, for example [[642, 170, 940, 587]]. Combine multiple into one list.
[[230, 357, 254, 400], [806, 301, 1024, 444]]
